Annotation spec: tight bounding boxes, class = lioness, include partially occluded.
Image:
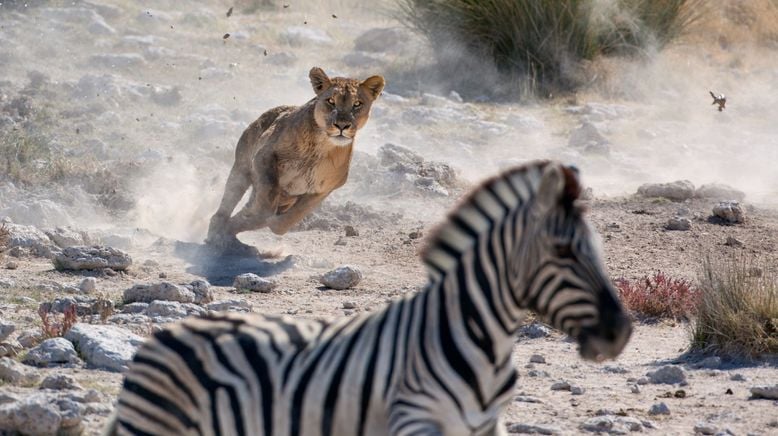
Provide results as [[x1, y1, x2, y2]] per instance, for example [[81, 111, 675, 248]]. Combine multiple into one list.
[[206, 67, 385, 254]]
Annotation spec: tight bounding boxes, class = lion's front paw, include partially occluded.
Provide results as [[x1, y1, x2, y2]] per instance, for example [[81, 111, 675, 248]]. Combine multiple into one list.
[[205, 234, 260, 257]]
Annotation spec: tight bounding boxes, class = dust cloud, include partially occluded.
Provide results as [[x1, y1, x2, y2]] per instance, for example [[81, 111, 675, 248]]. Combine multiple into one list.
[[1, 0, 776, 242]]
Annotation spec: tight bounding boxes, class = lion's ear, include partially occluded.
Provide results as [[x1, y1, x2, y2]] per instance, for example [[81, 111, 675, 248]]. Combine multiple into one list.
[[359, 75, 385, 100], [309, 67, 332, 95]]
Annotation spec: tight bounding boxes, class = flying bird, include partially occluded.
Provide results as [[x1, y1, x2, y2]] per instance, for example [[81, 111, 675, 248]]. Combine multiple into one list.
[[710, 91, 726, 112]]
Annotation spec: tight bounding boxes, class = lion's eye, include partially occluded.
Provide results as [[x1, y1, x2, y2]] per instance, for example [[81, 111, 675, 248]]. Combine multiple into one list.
[[327, 98, 335, 105], [353, 100, 362, 108]]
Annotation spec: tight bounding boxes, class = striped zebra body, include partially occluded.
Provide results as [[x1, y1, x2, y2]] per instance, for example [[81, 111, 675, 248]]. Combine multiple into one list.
[[109, 161, 631, 436]]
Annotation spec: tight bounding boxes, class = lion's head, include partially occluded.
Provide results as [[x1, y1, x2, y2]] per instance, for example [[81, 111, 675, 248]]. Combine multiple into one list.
[[309, 67, 385, 147]]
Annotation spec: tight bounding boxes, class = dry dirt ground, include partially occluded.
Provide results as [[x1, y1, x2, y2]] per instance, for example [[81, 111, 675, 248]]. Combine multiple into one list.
[[2, 194, 778, 435]]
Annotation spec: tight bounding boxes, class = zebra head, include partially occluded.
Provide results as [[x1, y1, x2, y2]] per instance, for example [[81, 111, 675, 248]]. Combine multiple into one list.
[[515, 162, 631, 361]]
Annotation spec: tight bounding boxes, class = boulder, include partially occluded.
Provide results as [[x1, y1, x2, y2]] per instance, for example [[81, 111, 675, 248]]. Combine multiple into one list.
[[712, 201, 745, 224], [64, 324, 144, 372], [54, 246, 132, 271], [750, 385, 778, 400], [0, 392, 83, 435], [188, 279, 214, 304], [637, 180, 695, 201], [22, 338, 80, 366], [646, 365, 686, 384], [0, 357, 40, 385], [568, 122, 610, 155], [320, 265, 363, 290], [123, 282, 195, 304], [3, 223, 56, 258], [279, 26, 333, 46], [44, 227, 90, 248], [0, 320, 14, 342], [695, 183, 745, 201], [79, 277, 97, 293], [666, 216, 691, 231], [648, 402, 670, 415], [39, 374, 82, 390]]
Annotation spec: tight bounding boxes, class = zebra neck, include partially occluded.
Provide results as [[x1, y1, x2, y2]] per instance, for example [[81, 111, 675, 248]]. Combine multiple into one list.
[[420, 169, 541, 364]]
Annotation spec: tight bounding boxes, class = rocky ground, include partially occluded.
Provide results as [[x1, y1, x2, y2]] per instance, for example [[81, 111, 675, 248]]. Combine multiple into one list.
[[1, 1, 777, 435]]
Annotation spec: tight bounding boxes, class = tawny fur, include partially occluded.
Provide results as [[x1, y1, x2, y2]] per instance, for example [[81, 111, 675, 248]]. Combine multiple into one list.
[[206, 67, 384, 253]]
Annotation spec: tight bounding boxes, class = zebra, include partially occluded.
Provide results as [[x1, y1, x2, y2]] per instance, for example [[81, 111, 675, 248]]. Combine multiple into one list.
[[106, 160, 632, 436]]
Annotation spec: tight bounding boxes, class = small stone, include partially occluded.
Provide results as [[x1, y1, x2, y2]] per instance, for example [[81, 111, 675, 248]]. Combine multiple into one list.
[[145, 301, 188, 318], [5, 261, 18, 270], [17, 329, 44, 348], [189, 279, 213, 304], [695, 356, 722, 369], [79, 277, 97, 293], [506, 422, 560, 434], [334, 237, 347, 246], [123, 281, 196, 303], [342, 301, 357, 309], [344, 225, 359, 237], [729, 373, 747, 382], [40, 374, 82, 390], [320, 265, 363, 290], [0, 320, 15, 342], [551, 381, 571, 391], [631, 384, 641, 394], [616, 417, 644, 432], [750, 385, 778, 400], [121, 302, 149, 314], [725, 388, 734, 395], [513, 395, 543, 404], [571, 386, 585, 395], [233, 273, 277, 293], [636, 376, 650, 385], [666, 216, 691, 231], [724, 236, 743, 247], [602, 365, 629, 374], [518, 322, 551, 339], [648, 402, 670, 415], [694, 422, 718, 435], [580, 416, 613, 432], [674, 389, 686, 398], [646, 365, 686, 384], [23, 338, 80, 366], [408, 230, 423, 240], [712, 201, 745, 224], [206, 299, 252, 312], [529, 354, 546, 364], [159, 272, 167, 279]]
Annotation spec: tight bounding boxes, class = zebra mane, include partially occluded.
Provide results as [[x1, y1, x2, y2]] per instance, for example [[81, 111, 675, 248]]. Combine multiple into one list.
[[420, 160, 581, 274]]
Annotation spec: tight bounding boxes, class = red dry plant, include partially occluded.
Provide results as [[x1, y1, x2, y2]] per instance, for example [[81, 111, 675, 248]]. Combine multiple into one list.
[[38, 304, 78, 338], [615, 272, 701, 320]]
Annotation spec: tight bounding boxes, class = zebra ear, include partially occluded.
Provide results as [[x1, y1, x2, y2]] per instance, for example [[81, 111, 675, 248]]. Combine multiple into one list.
[[536, 163, 566, 215]]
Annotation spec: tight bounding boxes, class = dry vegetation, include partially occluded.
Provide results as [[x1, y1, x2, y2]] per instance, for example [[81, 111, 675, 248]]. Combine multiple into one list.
[[38, 305, 78, 339], [616, 272, 700, 321], [692, 256, 778, 357], [398, 0, 705, 94]]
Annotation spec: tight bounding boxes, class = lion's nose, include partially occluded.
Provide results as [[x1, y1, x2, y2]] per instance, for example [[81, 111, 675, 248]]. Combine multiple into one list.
[[334, 122, 351, 132]]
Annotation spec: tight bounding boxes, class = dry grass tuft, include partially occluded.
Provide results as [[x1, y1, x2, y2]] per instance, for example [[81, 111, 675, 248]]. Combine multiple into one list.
[[398, 0, 706, 94], [691, 256, 778, 357], [0, 223, 9, 259], [616, 272, 700, 320]]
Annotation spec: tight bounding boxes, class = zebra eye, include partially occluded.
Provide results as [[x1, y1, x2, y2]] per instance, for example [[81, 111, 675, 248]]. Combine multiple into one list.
[[553, 243, 574, 258]]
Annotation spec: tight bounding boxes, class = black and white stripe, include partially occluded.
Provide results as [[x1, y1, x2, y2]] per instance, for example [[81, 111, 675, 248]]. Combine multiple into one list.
[[107, 160, 631, 436]]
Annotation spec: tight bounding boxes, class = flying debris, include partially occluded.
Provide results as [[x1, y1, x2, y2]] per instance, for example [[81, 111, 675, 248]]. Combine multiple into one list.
[[223, 33, 230, 40], [332, 14, 337, 18], [226, 7, 233, 17], [283, 4, 290, 8], [710, 91, 726, 112], [263, 49, 268, 56]]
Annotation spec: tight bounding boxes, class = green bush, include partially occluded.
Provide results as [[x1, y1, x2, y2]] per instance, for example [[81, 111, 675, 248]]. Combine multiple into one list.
[[691, 256, 778, 357], [398, 0, 705, 94]]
